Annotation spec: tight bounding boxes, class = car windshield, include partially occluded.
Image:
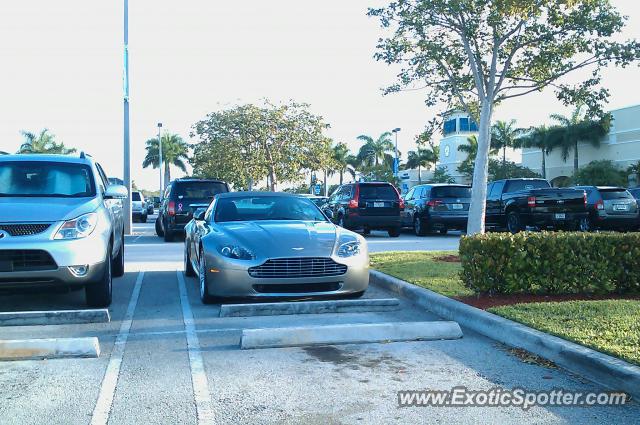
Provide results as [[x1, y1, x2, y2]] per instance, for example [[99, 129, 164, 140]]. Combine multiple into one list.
[[214, 196, 327, 222], [358, 184, 398, 200], [600, 189, 633, 200], [0, 161, 96, 197], [174, 181, 227, 199], [431, 186, 471, 198]]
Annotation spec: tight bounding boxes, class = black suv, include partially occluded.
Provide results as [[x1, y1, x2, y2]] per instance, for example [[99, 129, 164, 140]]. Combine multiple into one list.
[[573, 186, 639, 231], [156, 178, 229, 241], [324, 182, 403, 237], [401, 184, 471, 236]]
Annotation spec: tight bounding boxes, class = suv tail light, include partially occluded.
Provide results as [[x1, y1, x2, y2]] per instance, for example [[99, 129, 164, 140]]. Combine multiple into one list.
[[348, 199, 359, 209], [390, 185, 404, 209], [595, 199, 604, 210], [427, 200, 442, 208], [349, 184, 360, 209], [168, 201, 176, 216], [527, 196, 536, 207]]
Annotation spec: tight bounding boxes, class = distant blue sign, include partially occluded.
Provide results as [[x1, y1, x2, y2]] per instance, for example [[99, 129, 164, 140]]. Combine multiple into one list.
[[393, 158, 399, 175], [314, 184, 322, 195]]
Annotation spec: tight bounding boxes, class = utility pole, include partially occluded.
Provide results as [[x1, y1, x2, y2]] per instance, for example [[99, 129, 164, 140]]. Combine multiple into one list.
[[157, 122, 163, 193], [123, 0, 132, 235], [392, 128, 401, 178]]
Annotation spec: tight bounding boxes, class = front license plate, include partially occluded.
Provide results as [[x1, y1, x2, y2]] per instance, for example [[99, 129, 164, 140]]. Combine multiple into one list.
[[614, 204, 628, 211], [373, 202, 385, 208], [0, 260, 12, 272], [451, 203, 463, 210], [555, 213, 566, 220]]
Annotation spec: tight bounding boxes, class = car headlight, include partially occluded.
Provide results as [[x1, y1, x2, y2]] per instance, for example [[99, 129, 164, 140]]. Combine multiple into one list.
[[219, 245, 254, 260], [337, 240, 362, 258], [54, 213, 98, 240]]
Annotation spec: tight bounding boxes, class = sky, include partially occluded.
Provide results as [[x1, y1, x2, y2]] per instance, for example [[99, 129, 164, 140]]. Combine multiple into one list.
[[1, 1, 639, 191]]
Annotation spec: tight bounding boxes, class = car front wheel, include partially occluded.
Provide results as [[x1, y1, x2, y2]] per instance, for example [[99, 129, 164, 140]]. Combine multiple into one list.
[[112, 233, 125, 277], [155, 216, 165, 237], [86, 247, 113, 307], [198, 248, 215, 304], [184, 244, 196, 277]]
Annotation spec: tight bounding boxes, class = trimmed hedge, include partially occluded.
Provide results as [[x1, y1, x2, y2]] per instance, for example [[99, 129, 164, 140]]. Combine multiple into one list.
[[459, 232, 640, 295]]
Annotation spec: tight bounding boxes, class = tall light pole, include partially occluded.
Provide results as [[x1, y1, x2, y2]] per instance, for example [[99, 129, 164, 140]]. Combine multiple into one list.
[[123, 0, 132, 235], [157, 122, 163, 194], [392, 127, 401, 178]]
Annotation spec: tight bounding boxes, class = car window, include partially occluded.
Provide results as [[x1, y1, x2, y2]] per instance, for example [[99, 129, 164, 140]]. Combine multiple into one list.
[[174, 181, 228, 199], [504, 180, 549, 193], [132, 192, 142, 201], [404, 187, 415, 200], [214, 196, 327, 222], [340, 186, 353, 201], [0, 161, 96, 198], [600, 189, 633, 200], [358, 184, 398, 200], [330, 187, 343, 202], [431, 186, 471, 198], [95, 163, 109, 193], [489, 181, 505, 199], [163, 184, 171, 200]]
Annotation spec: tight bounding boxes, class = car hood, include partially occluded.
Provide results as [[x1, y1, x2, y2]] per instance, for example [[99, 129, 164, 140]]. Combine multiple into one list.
[[212, 220, 338, 258], [0, 197, 99, 223]]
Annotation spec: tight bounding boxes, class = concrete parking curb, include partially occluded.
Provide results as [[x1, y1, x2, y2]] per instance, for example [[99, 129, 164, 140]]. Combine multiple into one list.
[[240, 321, 463, 349], [0, 309, 110, 327], [220, 298, 401, 317], [0, 337, 100, 361], [370, 270, 640, 399]]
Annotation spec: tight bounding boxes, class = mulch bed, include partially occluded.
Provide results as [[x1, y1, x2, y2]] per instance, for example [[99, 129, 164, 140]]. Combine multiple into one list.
[[455, 293, 640, 310], [434, 254, 461, 263]]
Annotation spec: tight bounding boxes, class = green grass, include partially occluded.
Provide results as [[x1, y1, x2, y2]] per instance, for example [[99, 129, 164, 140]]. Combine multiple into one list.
[[489, 300, 640, 365], [370, 251, 473, 298]]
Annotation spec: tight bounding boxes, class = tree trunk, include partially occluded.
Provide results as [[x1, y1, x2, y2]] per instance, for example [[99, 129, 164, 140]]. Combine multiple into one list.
[[541, 150, 546, 179], [503, 147, 506, 166], [164, 162, 171, 188], [324, 169, 328, 197], [467, 101, 494, 235], [574, 140, 579, 173], [418, 163, 421, 184], [269, 169, 277, 192], [339, 170, 343, 185]]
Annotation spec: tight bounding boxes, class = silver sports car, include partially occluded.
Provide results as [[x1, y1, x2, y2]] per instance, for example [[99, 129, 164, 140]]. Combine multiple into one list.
[[183, 192, 369, 303]]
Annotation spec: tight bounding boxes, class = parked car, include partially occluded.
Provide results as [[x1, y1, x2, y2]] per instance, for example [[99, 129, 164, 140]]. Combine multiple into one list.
[[0, 153, 127, 307], [131, 191, 147, 223], [156, 178, 230, 242], [401, 184, 471, 236], [573, 186, 639, 231], [146, 200, 154, 216], [153, 196, 161, 209], [183, 192, 369, 303], [299, 194, 329, 207], [485, 178, 589, 233], [323, 182, 403, 237]]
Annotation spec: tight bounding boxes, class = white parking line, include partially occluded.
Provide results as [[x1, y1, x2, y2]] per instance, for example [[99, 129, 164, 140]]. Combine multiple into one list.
[[177, 271, 216, 424], [90, 271, 145, 425]]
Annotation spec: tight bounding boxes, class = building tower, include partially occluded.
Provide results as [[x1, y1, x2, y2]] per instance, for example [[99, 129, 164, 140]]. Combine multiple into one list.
[[438, 110, 479, 184]]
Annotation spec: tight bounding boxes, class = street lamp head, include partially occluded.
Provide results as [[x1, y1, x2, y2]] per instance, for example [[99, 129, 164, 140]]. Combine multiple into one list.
[[392, 127, 401, 133], [157, 122, 163, 128]]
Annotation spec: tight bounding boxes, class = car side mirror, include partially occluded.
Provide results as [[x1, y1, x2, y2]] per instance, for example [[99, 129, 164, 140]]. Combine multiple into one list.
[[105, 185, 128, 199], [323, 209, 334, 220], [194, 208, 207, 221]]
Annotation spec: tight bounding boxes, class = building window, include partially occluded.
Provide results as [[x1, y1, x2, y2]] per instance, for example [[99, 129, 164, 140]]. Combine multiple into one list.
[[459, 118, 469, 132], [443, 119, 457, 135], [470, 120, 478, 131]]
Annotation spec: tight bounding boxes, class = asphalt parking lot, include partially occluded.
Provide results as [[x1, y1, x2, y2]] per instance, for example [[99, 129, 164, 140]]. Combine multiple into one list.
[[0, 215, 638, 424]]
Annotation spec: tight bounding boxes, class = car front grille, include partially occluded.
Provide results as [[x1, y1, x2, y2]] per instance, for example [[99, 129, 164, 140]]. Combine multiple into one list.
[[248, 257, 348, 279], [252, 282, 342, 293], [0, 223, 52, 236], [0, 250, 57, 272]]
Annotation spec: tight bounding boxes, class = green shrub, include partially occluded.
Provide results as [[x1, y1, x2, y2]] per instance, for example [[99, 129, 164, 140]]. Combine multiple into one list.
[[459, 232, 640, 295]]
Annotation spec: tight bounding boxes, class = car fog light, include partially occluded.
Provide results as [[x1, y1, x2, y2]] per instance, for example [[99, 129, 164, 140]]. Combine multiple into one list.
[[69, 265, 89, 277]]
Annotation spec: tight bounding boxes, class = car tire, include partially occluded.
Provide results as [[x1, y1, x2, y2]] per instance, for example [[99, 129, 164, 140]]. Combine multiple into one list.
[[577, 217, 592, 232], [140, 214, 147, 223], [155, 216, 165, 237], [184, 245, 196, 277], [414, 216, 427, 237], [388, 226, 401, 238], [112, 233, 125, 278], [163, 220, 174, 242], [506, 211, 522, 234], [86, 248, 113, 308], [198, 248, 215, 304]]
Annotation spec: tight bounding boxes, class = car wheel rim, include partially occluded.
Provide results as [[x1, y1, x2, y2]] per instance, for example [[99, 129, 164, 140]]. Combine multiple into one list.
[[199, 254, 206, 298], [508, 215, 517, 232], [414, 218, 420, 234]]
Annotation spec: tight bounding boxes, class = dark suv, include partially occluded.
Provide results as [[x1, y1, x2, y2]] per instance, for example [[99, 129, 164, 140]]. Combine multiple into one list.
[[573, 186, 639, 231], [401, 184, 471, 236], [156, 179, 229, 241], [324, 182, 403, 237]]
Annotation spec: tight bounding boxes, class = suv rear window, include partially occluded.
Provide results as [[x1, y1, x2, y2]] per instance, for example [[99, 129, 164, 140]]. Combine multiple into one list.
[[504, 180, 550, 193], [358, 184, 398, 200], [431, 186, 471, 198], [132, 192, 142, 201], [173, 181, 228, 199], [600, 189, 633, 200]]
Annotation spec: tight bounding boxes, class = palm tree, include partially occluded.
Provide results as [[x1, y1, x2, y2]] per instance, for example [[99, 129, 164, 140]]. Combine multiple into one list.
[[518, 125, 565, 179], [628, 161, 640, 186], [142, 133, 189, 186], [404, 147, 438, 184], [491, 120, 526, 167], [356, 132, 395, 168], [18, 129, 76, 154], [549, 106, 610, 173], [328, 142, 357, 185]]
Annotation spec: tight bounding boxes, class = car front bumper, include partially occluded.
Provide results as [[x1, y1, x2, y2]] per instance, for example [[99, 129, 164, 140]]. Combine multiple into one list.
[[201, 253, 370, 298]]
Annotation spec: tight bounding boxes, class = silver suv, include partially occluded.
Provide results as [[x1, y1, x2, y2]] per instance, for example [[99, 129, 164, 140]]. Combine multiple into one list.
[[0, 154, 128, 307]]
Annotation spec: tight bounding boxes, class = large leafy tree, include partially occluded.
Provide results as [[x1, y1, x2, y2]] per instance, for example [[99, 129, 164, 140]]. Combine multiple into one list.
[[573, 160, 627, 187], [549, 106, 611, 173], [370, 0, 640, 234], [356, 132, 395, 168], [142, 133, 189, 187], [329, 142, 357, 185], [191, 101, 332, 191], [404, 146, 438, 184], [491, 120, 525, 166], [18, 129, 76, 154]]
